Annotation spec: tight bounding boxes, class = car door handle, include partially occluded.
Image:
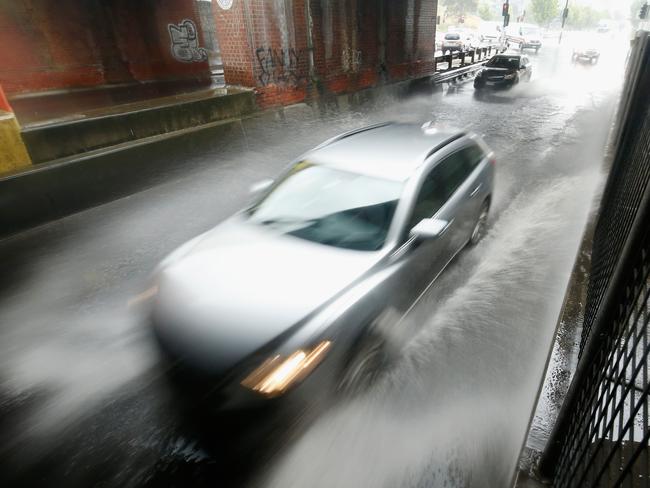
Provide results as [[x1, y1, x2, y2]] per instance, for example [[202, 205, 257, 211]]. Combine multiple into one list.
[[470, 184, 482, 197]]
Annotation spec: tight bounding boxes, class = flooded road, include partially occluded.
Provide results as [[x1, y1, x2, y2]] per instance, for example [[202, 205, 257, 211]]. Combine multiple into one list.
[[0, 31, 628, 487]]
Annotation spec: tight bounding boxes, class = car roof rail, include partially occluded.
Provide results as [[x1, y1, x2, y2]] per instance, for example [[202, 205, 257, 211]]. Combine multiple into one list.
[[311, 121, 394, 151], [423, 132, 466, 160]]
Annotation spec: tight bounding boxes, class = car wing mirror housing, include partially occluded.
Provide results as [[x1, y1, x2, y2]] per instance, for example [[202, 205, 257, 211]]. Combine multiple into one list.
[[249, 178, 274, 195], [410, 218, 450, 240]]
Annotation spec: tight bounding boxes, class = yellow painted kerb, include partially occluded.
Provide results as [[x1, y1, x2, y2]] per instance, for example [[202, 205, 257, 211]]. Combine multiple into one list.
[[0, 111, 31, 175]]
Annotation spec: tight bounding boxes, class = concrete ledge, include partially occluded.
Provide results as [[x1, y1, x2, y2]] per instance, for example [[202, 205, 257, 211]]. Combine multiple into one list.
[[0, 112, 32, 174], [21, 87, 256, 164], [0, 118, 247, 238]]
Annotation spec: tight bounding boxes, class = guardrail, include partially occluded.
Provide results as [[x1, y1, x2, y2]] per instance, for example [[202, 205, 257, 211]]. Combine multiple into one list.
[[431, 46, 500, 84]]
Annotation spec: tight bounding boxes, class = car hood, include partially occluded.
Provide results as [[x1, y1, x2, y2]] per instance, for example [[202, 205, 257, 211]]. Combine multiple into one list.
[[483, 67, 515, 77], [152, 217, 382, 374]]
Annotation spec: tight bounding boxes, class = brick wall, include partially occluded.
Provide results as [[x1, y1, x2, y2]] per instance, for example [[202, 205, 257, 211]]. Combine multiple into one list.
[[0, 0, 213, 95], [212, 0, 438, 108], [0, 0, 438, 103]]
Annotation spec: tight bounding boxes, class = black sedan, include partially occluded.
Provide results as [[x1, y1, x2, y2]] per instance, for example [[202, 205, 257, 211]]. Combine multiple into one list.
[[474, 54, 532, 89]]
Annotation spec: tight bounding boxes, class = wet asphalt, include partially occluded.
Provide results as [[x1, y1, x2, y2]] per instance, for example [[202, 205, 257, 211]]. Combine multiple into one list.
[[0, 32, 630, 487]]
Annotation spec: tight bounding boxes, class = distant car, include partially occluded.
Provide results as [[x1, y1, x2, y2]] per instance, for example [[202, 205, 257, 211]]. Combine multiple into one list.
[[455, 28, 480, 49], [474, 53, 532, 89], [505, 23, 543, 53], [572, 46, 600, 64], [148, 122, 495, 413], [442, 32, 466, 52]]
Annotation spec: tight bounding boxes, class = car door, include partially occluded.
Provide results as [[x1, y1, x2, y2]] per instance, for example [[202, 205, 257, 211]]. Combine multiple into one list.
[[364, 144, 489, 333], [385, 150, 474, 307], [429, 147, 482, 253]]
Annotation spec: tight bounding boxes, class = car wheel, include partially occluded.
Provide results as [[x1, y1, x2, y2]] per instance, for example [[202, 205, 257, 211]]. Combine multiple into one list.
[[338, 331, 390, 396], [469, 201, 490, 246]]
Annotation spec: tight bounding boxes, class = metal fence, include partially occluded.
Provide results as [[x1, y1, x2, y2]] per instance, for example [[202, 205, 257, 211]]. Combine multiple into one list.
[[539, 32, 650, 487]]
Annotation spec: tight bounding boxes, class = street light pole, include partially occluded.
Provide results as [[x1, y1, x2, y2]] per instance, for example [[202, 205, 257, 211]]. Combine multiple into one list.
[[559, 0, 569, 44]]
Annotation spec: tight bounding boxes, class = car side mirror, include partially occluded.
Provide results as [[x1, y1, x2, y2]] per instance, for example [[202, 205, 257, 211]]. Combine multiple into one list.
[[249, 179, 273, 195], [410, 218, 450, 240]]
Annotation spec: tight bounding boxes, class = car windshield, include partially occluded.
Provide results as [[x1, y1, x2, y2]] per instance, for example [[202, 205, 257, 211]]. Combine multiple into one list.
[[445, 33, 460, 40], [486, 56, 519, 69], [247, 163, 403, 251]]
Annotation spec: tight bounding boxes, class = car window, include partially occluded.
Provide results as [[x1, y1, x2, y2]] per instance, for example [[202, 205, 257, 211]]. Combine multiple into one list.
[[486, 56, 520, 69], [407, 151, 470, 231], [445, 33, 460, 40], [248, 162, 403, 251], [460, 143, 485, 171]]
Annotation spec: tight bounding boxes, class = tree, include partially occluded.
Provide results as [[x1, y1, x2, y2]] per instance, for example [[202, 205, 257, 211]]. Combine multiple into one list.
[[478, 3, 496, 21], [529, 0, 559, 27], [443, 0, 479, 16], [565, 5, 606, 29], [631, 0, 647, 28]]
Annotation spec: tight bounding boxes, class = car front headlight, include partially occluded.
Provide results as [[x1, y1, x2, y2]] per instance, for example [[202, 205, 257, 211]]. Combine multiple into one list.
[[504, 73, 516, 80], [241, 341, 332, 397]]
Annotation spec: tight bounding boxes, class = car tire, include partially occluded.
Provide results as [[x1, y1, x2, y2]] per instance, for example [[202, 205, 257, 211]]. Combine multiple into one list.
[[338, 331, 389, 396], [469, 201, 490, 246], [337, 310, 399, 397]]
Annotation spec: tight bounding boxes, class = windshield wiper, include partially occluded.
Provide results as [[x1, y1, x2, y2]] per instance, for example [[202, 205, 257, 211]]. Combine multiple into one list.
[[259, 217, 318, 226]]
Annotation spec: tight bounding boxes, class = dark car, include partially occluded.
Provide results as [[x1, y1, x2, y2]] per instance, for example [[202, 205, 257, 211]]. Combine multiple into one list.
[[145, 122, 495, 414], [572, 46, 600, 64], [474, 53, 532, 89]]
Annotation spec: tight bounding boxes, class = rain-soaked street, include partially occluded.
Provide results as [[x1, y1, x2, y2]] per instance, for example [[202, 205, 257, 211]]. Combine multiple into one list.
[[0, 32, 629, 487]]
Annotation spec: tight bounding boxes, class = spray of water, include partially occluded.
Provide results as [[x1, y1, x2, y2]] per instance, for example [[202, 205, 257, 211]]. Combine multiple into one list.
[[264, 169, 600, 488]]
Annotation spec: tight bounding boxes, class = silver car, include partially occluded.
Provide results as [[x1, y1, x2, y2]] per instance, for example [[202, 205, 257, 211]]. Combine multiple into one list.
[[148, 122, 495, 411]]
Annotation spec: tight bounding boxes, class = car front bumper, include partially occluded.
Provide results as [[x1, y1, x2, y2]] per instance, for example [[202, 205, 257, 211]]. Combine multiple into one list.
[[475, 76, 516, 88]]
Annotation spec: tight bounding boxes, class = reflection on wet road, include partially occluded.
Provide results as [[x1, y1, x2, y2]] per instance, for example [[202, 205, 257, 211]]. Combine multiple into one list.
[[0, 32, 628, 487]]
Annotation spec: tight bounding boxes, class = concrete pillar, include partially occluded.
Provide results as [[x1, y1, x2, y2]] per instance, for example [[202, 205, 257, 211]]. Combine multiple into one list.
[[0, 85, 32, 175]]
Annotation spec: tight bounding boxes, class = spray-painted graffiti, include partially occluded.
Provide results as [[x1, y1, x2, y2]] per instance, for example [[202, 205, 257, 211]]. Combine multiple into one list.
[[255, 47, 307, 86], [341, 48, 362, 72], [168, 19, 208, 63]]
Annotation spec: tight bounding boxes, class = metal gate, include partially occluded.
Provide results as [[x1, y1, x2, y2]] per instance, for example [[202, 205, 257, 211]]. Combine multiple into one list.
[[539, 31, 650, 487]]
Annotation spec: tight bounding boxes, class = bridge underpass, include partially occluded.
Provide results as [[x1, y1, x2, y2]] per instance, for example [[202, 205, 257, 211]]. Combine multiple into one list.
[[0, 28, 631, 487]]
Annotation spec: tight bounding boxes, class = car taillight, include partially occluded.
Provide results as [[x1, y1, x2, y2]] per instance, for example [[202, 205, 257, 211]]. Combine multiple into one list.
[[489, 156, 496, 166]]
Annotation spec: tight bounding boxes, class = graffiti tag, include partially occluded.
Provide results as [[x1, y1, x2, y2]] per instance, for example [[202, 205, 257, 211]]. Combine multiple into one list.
[[341, 48, 362, 72], [255, 47, 307, 86], [168, 19, 208, 63]]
